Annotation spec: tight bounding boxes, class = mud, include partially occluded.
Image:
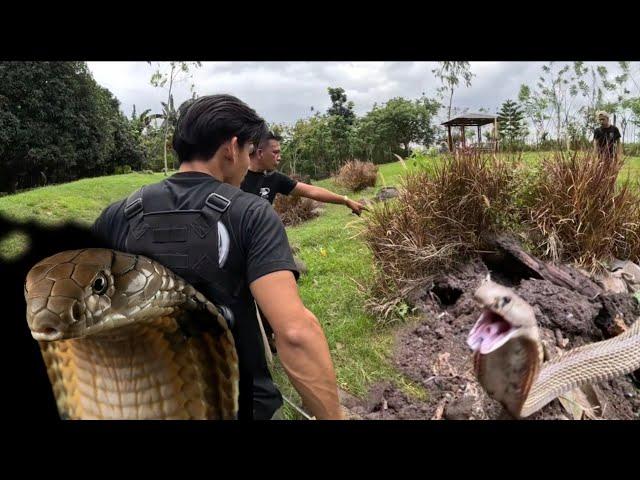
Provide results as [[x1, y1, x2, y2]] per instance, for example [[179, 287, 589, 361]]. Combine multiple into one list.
[[350, 254, 640, 420]]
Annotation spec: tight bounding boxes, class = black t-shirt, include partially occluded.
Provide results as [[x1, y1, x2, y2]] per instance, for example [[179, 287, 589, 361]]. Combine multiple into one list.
[[594, 125, 621, 155], [240, 170, 298, 204], [91, 172, 299, 419]]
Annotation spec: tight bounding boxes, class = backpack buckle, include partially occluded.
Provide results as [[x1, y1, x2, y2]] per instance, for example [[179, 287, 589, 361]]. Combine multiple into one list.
[[205, 193, 231, 213], [124, 198, 143, 219]]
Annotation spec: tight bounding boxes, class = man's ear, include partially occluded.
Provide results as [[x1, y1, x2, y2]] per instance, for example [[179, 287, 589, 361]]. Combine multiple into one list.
[[225, 136, 239, 162], [229, 137, 240, 160]]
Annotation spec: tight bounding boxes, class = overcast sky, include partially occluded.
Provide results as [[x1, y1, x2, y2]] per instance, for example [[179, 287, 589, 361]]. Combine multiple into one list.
[[87, 61, 639, 127]]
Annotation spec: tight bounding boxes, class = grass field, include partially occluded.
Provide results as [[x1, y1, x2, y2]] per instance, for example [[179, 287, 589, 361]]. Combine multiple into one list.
[[2, 152, 639, 419]]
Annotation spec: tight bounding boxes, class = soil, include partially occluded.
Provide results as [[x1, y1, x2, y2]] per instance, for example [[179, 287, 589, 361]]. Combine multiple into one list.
[[346, 254, 640, 420]]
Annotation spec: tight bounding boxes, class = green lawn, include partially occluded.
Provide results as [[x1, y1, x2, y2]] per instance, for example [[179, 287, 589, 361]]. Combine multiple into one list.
[[3, 152, 639, 420], [518, 151, 640, 177]]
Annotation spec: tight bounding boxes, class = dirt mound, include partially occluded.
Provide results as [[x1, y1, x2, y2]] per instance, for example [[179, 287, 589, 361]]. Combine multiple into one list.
[[350, 253, 640, 420], [346, 382, 433, 420], [516, 279, 602, 338]]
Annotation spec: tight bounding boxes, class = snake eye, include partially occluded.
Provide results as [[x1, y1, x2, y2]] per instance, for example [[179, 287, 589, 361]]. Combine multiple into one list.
[[92, 273, 108, 295], [501, 296, 511, 307]]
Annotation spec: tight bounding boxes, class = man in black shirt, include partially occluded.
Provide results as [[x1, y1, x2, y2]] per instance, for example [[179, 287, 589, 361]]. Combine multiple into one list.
[[241, 132, 368, 214], [241, 131, 368, 356], [593, 111, 622, 161], [92, 95, 343, 420]]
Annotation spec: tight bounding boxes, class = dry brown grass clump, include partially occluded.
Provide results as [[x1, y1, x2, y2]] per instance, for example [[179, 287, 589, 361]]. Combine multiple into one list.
[[520, 150, 640, 271], [336, 160, 379, 192], [361, 150, 519, 320], [273, 174, 321, 227], [274, 194, 321, 227]]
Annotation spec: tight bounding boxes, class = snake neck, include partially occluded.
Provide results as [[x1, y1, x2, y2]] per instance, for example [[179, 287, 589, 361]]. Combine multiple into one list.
[[475, 337, 543, 418], [54, 320, 217, 419], [521, 318, 640, 417]]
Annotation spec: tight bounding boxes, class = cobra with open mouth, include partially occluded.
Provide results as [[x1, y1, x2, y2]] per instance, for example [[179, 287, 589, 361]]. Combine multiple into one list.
[[467, 277, 640, 418]]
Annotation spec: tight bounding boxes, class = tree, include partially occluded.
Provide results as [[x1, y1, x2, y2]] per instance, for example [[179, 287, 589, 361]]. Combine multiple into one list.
[[601, 62, 633, 141], [627, 97, 640, 128], [432, 61, 475, 121], [536, 62, 583, 148], [518, 84, 550, 146], [517, 62, 600, 149], [572, 62, 604, 136], [516, 62, 638, 148], [281, 115, 336, 178], [0, 61, 143, 193], [497, 99, 528, 147], [326, 87, 355, 124], [356, 96, 440, 162], [150, 61, 201, 175], [130, 106, 161, 136]]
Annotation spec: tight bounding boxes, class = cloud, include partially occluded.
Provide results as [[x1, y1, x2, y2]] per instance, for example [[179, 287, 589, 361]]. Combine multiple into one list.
[[87, 61, 636, 128]]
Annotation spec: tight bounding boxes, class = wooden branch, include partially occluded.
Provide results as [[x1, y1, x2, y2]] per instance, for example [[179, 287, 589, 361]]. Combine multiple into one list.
[[486, 234, 602, 298]]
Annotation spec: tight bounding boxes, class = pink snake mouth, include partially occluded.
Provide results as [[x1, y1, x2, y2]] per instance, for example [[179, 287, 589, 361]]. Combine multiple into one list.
[[467, 308, 519, 355]]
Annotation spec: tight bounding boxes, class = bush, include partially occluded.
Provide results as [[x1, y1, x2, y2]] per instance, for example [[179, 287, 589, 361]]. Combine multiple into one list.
[[361, 150, 519, 321], [113, 165, 131, 175], [273, 174, 321, 227], [335, 160, 378, 192], [519, 150, 640, 271], [274, 194, 321, 227], [624, 143, 640, 157]]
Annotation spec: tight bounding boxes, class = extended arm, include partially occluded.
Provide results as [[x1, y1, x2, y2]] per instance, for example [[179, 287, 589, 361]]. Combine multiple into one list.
[[292, 182, 367, 215], [250, 271, 343, 420]]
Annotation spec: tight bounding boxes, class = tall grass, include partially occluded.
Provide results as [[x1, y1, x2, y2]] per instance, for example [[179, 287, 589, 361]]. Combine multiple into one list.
[[360, 150, 518, 321], [520, 150, 640, 271], [273, 194, 321, 227], [361, 149, 640, 323], [335, 160, 379, 192]]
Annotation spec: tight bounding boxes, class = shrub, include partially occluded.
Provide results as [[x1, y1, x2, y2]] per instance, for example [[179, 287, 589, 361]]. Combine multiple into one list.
[[274, 194, 321, 227], [335, 160, 378, 192], [360, 150, 519, 321], [520, 150, 640, 271], [273, 174, 322, 227]]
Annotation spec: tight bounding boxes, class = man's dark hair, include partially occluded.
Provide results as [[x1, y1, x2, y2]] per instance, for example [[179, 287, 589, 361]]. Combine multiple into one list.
[[172, 94, 268, 164], [258, 131, 283, 149]]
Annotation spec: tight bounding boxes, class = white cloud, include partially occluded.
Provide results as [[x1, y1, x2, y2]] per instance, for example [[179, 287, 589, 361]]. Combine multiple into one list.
[[87, 61, 638, 132]]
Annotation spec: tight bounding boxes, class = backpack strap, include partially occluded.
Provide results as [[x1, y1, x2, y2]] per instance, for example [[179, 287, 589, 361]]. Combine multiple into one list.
[[123, 186, 147, 240], [193, 182, 242, 238], [191, 183, 243, 289]]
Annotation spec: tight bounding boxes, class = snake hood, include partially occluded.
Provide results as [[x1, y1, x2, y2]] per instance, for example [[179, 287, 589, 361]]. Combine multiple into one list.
[[467, 276, 539, 355], [25, 248, 203, 341], [24, 248, 239, 420]]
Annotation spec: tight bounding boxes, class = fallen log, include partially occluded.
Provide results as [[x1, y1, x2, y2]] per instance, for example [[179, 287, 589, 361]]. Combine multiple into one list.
[[483, 234, 639, 340]]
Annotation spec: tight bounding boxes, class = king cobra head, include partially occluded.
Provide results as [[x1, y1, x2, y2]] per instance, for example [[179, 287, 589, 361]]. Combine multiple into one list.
[[466, 277, 543, 417], [25, 249, 175, 341]]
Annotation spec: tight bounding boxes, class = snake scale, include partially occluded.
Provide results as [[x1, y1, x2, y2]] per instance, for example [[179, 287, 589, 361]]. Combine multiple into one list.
[[468, 278, 640, 418], [24, 248, 239, 420]]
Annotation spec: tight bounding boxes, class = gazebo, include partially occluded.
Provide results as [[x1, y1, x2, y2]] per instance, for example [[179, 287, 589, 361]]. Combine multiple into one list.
[[441, 113, 499, 152]]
